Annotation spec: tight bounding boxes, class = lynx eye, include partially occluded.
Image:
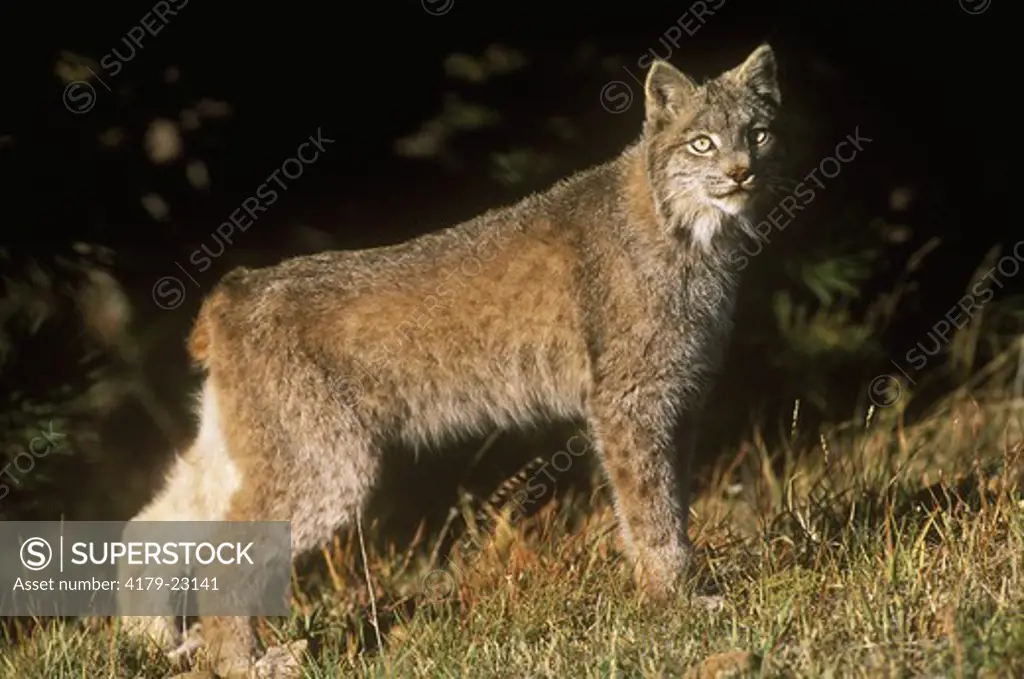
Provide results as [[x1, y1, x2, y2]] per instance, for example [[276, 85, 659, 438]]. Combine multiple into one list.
[[750, 128, 770, 146], [688, 135, 716, 154]]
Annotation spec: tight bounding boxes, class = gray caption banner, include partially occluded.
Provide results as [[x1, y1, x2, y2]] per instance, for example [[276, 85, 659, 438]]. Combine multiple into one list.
[[0, 521, 291, 617]]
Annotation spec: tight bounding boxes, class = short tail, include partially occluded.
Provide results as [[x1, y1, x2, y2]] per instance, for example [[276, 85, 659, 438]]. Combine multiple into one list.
[[187, 267, 251, 367], [187, 299, 216, 366]]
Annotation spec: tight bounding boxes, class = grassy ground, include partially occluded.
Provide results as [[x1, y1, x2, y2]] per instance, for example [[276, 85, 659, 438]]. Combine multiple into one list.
[[2, 387, 1023, 678]]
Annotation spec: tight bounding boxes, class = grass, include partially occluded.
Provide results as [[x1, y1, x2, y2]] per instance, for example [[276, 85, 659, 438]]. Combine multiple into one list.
[[2, 386, 1023, 678]]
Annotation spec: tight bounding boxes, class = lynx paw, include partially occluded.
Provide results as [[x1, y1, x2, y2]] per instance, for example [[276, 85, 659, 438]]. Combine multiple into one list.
[[252, 640, 308, 678], [633, 543, 692, 600], [210, 640, 308, 679], [204, 639, 308, 679], [166, 622, 207, 664], [119, 615, 181, 650]]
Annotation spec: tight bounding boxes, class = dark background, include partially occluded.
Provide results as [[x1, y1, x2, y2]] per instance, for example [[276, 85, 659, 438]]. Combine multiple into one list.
[[0, 0, 1017, 537]]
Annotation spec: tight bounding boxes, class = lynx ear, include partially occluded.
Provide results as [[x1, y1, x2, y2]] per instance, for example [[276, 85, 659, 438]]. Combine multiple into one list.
[[727, 43, 781, 107], [644, 60, 697, 126]]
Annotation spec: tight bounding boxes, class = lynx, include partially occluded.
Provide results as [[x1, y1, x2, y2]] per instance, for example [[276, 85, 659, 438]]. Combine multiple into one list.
[[119, 44, 782, 676]]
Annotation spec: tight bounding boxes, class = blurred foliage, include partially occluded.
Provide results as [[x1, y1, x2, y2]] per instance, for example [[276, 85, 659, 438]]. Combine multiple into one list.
[[0, 246, 128, 519]]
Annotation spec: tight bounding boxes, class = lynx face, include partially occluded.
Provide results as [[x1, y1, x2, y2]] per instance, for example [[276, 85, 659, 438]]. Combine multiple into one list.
[[642, 45, 783, 246]]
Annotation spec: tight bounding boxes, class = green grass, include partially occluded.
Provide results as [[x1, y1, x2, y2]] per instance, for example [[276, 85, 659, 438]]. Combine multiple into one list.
[[2, 388, 1023, 678]]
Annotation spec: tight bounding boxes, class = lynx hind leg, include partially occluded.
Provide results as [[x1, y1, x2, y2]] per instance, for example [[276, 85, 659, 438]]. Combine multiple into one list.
[[198, 403, 382, 677], [118, 381, 242, 652]]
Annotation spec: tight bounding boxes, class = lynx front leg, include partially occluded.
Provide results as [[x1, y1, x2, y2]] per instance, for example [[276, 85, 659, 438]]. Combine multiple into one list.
[[588, 387, 693, 599]]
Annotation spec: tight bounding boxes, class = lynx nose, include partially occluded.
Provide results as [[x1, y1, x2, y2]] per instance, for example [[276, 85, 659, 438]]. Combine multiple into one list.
[[726, 166, 753, 185]]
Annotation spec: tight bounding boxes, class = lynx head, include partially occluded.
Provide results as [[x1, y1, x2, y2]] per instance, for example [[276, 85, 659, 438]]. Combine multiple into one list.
[[642, 44, 782, 250]]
